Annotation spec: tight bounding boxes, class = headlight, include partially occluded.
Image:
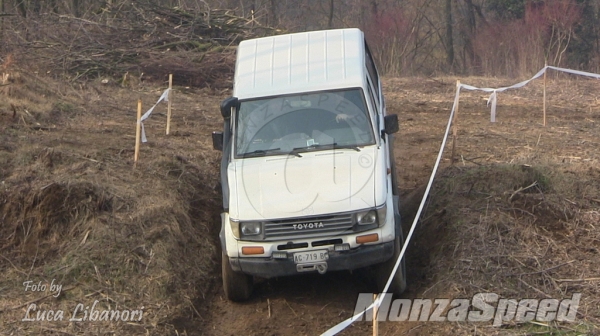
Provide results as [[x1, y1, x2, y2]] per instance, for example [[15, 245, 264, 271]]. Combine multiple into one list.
[[357, 210, 377, 225], [357, 205, 387, 227], [376, 205, 387, 227], [240, 222, 262, 236], [229, 218, 240, 238]]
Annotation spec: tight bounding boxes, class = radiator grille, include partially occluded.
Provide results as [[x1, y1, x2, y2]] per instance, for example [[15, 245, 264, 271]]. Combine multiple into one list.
[[263, 213, 354, 241]]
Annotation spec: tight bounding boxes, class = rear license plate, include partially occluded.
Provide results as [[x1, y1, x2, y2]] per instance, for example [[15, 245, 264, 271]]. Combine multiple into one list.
[[293, 250, 328, 264]]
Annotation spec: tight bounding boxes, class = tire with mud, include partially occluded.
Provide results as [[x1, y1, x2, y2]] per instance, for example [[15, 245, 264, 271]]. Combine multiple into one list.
[[222, 251, 253, 301], [374, 227, 407, 296]]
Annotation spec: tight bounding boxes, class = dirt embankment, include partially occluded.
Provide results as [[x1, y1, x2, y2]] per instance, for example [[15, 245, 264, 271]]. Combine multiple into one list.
[[0, 68, 226, 334], [1, 71, 599, 335]]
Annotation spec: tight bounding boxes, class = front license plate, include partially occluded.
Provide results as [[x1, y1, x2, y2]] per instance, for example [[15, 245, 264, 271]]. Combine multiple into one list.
[[293, 250, 328, 264]]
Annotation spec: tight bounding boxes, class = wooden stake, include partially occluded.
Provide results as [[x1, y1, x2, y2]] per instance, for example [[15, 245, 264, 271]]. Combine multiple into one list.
[[543, 62, 547, 127], [373, 294, 378, 336], [134, 99, 142, 167], [166, 74, 173, 135], [451, 80, 461, 165]]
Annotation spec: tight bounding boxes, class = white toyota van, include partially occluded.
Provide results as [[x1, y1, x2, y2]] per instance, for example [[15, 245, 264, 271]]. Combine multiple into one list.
[[212, 28, 406, 301]]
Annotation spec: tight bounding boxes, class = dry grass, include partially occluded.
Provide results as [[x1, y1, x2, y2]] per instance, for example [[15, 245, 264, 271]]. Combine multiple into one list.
[[396, 162, 600, 335]]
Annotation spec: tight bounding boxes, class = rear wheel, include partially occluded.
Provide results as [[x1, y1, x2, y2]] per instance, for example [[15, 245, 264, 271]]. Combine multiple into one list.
[[374, 230, 407, 296], [222, 251, 253, 301]]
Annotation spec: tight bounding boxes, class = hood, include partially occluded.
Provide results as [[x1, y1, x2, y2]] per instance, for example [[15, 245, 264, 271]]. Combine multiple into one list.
[[229, 147, 380, 220]]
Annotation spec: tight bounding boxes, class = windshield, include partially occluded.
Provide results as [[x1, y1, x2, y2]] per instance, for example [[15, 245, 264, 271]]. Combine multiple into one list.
[[235, 89, 375, 157]]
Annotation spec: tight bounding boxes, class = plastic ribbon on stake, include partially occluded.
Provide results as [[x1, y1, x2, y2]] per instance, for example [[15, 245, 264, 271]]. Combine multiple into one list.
[[459, 67, 546, 122], [139, 88, 170, 143], [460, 65, 600, 122], [487, 90, 497, 122]]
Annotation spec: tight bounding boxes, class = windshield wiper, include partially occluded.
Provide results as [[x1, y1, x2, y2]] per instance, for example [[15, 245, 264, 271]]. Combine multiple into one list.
[[333, 144, 361, 152], [241, 148, 303, 158], [241, 148, 283, 157], [290, 143, 361, 156], [291, 143, 334, 156]]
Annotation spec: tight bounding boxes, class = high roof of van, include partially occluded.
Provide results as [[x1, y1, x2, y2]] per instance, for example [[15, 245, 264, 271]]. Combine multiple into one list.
[[233, 28, 366, 100]]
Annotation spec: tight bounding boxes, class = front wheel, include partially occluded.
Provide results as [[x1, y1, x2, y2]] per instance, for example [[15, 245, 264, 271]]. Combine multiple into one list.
[[374, 232, 407, 296], [222, 251, 253, 302]]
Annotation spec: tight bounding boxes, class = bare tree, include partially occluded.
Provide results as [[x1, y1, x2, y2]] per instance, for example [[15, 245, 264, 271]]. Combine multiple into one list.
[[327, 0, 333, 28], [16, 0, 26, 17], [72, 0, 81, 17], [0, 0, 4, 50], [445, 0, 454, 70], [49, 0, 58, 14], [461, 0, 478, 73], [269, 0, 277, 26]]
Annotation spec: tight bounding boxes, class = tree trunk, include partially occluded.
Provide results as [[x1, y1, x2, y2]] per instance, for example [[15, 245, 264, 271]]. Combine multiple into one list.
[[72, 0, 81, 17], [270, 0, 277, 27], [371, 0, 378, 18], [49, 0, 59, 14], [463, 0, 478, 73], [17, 0, 27, 17], [445, 0, 454, 71], [328, 0, 334, 29], [31, 0, 41, 15], [0, 0, 4, 51]]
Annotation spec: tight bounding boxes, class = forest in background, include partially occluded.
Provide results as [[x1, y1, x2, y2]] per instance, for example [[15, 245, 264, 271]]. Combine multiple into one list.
[[0, 0, 599, 80]]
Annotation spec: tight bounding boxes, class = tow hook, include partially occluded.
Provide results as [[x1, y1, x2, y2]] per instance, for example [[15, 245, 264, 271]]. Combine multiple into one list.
[[296, 262, 328, 274]]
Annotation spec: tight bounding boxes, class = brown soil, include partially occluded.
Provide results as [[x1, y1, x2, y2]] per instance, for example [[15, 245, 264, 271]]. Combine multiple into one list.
[[1, 72, 599, 335]]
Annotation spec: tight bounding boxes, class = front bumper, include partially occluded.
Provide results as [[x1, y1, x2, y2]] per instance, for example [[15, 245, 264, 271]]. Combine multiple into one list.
[[230, 241, 394, 278]]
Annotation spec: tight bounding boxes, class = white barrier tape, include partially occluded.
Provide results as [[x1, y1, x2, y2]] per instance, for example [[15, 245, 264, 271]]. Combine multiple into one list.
[[139, 88, 170, 143], [461, 66, 600, 122], [547, 65, 600, 79], [320, 83, 462, 336]]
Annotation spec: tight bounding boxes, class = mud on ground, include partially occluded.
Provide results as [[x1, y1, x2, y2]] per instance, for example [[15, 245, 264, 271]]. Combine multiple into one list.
[[0, 73, 599, 335]]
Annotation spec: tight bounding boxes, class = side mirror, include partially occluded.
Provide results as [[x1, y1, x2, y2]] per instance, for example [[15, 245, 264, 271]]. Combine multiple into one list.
[[220, 97, 238, 119], [212, 131, 224, 151], [384, 114, 399, 134]]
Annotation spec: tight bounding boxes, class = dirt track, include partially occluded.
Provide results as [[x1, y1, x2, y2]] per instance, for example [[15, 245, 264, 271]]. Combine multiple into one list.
[[1, 75, 599, 335]]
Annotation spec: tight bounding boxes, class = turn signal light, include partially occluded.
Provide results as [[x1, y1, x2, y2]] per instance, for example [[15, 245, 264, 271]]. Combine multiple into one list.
[[356, 233, 379, 244], [242, 246, 265, 255]]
